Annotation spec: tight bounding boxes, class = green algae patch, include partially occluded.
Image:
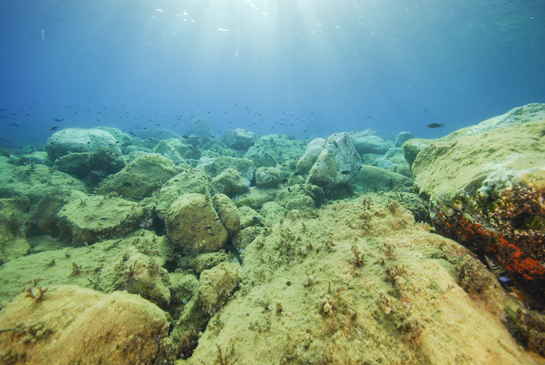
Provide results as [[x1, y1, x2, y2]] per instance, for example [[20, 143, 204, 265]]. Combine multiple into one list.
[[0, 231, 170, 305], [57, 195, 152, 245], [0, 285, 170, 365], [0, 196, 30, 264], [178, 195, 541, 365], [0, 157, 87, 205], [97, 154, 185, 200]]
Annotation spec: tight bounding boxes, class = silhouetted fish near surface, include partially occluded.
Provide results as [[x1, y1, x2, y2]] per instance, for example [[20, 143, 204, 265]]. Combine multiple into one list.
[[51, 126, 59, 131], [427, 123, 444, 128]]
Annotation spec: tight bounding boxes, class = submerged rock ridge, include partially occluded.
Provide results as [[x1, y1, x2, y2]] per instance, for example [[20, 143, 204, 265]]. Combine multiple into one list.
[[2, 104, 545, 364], [406, 103, 545, 306]]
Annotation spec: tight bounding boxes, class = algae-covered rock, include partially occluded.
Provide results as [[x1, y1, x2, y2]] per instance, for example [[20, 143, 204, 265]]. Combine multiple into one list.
[[395, 131, 415, 147], [212, 193, 240, 236], [24, 189, 87, 237], [179, 196, 540, 365], [255, 166, 285, 188], [238, 206, 265, 229], [169, 272, 200, 317], [172, 262, 243, 348], [97, 154, 184, 200], [243, 150, 277, 169], [57, 195, 152, 245], [246, 134, 308, 164], [198, 155, 255, 183], [0, 196, 30, 264], [0, 232, 167, 304], [0, 285, 169, 365], [156, 168, 211, 218], [54, 147, 126, 180], [349, 129, 392, 155], [210, 167, 249, 197], [166, 193, 229, 254], [411, 118, 545, 289], [296, 137, 325, 175], [305, 133, 362, 189], [274, 184, 325, 210], [0, 158, 86, 205], [45, 127, 122, 161], [349, 165, 413, 193], [402, 138, 433, 167], [233, 187, 278, 210], [98, 246, 171, 308], [223, 128, 259, 151], [177, 251, 234, 274], [154, 139, 186, 164]]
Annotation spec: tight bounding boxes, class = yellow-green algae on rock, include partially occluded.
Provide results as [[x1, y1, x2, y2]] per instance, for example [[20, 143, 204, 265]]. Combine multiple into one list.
[[175, 194, 544, 365], [0, 285, 169, 364], [407, 118, 545, 304]]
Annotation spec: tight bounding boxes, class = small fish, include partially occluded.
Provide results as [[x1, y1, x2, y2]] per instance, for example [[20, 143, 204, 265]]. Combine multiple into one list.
[[424, 109, 428, 112], [100, 217, 109, 220], [204, 226, 212, 230], [51, 126, 58, 131], [341, 170, 350, 175], [10, 123, 18, 126], [427, 123, 444, 128]]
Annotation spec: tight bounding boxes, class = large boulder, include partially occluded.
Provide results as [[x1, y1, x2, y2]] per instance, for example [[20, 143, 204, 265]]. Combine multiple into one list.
[[45, 128, 121, 161], [223, 128, 259, 151], [395, 131, 415, 147], [166, 193, 230, 254], [53, 147, 126, 180], [57, 195, 152, 245], [349, 165, 413, 193], [0, 285, 169, 364], [411, 115, 545, 302], [97, 154, 185, 200], [299, 133, 362, 189], [210, 168, 249, 197]]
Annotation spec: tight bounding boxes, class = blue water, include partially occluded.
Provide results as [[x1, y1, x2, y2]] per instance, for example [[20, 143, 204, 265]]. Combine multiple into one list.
[[1, 0, 544, 145]]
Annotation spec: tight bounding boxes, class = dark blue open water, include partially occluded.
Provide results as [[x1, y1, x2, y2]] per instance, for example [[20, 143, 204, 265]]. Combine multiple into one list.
[[1, 0, 544, 145]]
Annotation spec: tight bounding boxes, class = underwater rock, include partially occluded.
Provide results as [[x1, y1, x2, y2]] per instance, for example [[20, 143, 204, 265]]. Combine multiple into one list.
[[180, 195, 539, 365], [232, 186, 278, 211], [243, 150, 277, 169], [223, 128, 259, 151], [238, 206, 265, 229], [166, 137, 202, 160], [45, 127, 121, 161], [394, 131, 415, 147], [97, 154, 184, 200], [171, 262, 243, 351], [155, 168, 211, 218], [198, 155, 255, 183], [255, 166, 285, 188], [53, 147, 126, 180], [0, 285, 169, 364], [295, 137, 325, 175], [184, 115, 214, 138], [166, 193, 229, 254], [177, 251, 234, 274], [95, 126, 134, 153], [0, 196, 30, 264], [12, 151, 52, 167], [411, 117, 545, 297], [245, 134, 308, 164], [0, 156, 86, 205], [349, 165, 413, 193], [57, 195, 152, 245], [168, 272, 200, 318], [403, 103, 545, 167], [305, 132, 362, 189], [275, 183, 325, 210], [24, 189, 87, 237], [98, 246, 171, 308], [380, 148, 412, 177], [349, 129, 393, 155], [212, 193, 240, 237], [210, 167, 250, 197], [154, 139, 186, 165], [0, 232, 169, 304]]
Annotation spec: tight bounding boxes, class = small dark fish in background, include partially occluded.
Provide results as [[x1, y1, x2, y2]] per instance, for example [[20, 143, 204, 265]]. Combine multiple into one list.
[[51, 126, 59, 131], [10, 123, 18, 126], [53, 118, 64, 122], [341, 170, 350, 175], [427, 123, 444, 128], [424, 109, 428, 112]]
